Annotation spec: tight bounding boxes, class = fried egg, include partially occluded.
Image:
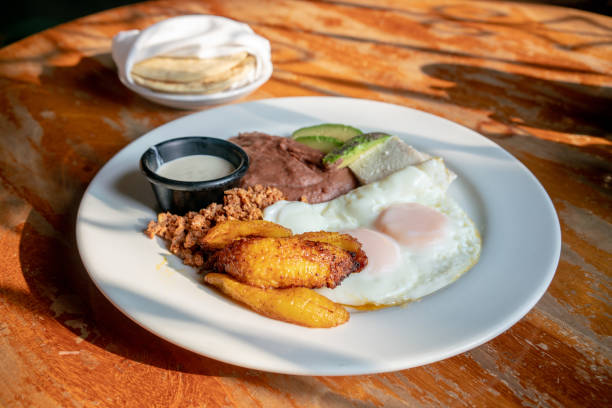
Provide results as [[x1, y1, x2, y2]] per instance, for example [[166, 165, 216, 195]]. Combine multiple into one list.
[[263, 158, 481, 307]]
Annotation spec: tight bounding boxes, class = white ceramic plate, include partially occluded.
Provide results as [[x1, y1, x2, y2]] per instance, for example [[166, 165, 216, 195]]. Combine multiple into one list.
[[76, 97, 561, 375]]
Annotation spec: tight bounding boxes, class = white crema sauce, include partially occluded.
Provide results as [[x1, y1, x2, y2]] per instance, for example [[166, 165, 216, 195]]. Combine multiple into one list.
[[156, 155, 235, 182]]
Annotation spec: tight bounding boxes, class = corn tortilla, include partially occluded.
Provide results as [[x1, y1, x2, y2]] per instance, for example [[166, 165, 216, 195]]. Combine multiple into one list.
[[131, 51, 249, 83], [132, 54, 256, 94]]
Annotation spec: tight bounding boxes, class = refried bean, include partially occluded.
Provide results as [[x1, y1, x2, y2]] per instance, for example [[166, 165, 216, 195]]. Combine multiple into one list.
[[230, 132, 358, 203]]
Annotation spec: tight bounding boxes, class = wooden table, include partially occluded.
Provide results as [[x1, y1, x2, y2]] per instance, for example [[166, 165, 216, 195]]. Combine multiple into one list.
[[1, 0, 610, 406]]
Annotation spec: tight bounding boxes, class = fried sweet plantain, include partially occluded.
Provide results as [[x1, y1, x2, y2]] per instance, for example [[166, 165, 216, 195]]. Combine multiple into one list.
[[211, 236, 364, 289], [295, 231, 361, 252], [204, 273, 349, 328], [295, 231, 368, 270], [200, 219, 292, 249]]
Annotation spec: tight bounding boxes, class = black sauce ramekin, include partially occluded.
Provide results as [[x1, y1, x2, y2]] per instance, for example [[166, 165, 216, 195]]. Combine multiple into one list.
[[140, 136, 249, 214]]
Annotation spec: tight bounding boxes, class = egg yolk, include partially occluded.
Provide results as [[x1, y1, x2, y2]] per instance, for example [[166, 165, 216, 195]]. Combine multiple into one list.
[[375, 202, 449, 248], [344, 228, 400, 276]]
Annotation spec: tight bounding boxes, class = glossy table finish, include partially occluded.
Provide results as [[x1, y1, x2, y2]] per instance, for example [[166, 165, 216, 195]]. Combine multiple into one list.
[[1, 1, 610, 406]]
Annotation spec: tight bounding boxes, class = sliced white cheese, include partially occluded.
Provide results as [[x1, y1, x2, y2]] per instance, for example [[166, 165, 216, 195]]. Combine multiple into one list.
[[348, 136, 430, 184]]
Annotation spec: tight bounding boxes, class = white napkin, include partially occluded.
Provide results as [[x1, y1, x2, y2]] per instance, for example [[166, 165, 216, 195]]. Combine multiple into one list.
[[112, 15, 271, 94]]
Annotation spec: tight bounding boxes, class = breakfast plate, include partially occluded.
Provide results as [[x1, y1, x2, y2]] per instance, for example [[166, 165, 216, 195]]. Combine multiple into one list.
[[76, 97, 561, 375]]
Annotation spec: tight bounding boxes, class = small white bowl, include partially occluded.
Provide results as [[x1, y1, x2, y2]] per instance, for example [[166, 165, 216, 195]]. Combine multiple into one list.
[[112, 15, 273, 110]]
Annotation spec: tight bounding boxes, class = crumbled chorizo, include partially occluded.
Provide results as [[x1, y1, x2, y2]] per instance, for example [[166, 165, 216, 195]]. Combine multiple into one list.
[[144, 185, 285, 268]]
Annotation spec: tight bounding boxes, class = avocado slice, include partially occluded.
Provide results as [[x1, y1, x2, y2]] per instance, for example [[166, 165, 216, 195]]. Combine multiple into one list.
[[293, 135, 344, 153], [292, 123, 363, 143], [322, 132, 391, 169]]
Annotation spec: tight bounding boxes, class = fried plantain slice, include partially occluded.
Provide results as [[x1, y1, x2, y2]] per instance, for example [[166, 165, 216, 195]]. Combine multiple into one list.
[[211, 236, 364, 289], [295, 231, 361, 252], [200, 220, 292, 249], [294, 231, 368, 273], [294, 231, 368, 270], [204, 273, 349, 328]]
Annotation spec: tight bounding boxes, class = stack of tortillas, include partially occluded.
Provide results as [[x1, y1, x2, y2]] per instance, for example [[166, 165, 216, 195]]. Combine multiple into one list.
[[131, 51, 257, 94], [112, 15, 272, 105]]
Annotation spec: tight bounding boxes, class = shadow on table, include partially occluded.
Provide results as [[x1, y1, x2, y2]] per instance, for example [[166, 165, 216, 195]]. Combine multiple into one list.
[[14, 206, 245, 377], [272, 62, 611, 142], [3, 47, 188, 119], [14, 200, 382, 380], [36, 52, 169, 112], [420, 63, 612, 140]]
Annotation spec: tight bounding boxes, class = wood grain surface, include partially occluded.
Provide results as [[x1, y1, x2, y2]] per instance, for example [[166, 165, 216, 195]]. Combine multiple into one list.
[[0, 0, 610, 406]]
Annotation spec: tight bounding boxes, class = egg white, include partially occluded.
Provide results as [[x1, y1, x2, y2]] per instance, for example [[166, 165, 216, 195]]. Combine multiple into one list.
[[263, 159, 481, 307]]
